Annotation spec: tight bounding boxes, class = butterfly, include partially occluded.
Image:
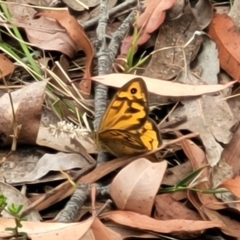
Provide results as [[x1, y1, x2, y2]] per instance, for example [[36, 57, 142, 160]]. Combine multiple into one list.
[[94, 77, 161, 157]]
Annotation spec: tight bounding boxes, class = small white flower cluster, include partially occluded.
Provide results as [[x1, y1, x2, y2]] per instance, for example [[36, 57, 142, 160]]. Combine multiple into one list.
[[48, 121, 92, 139]]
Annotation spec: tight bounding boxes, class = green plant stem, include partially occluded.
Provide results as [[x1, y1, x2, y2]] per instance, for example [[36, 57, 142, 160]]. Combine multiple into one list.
[[160, 186, 228, 194]]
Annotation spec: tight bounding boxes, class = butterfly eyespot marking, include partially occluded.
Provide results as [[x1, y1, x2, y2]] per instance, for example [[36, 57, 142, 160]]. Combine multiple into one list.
[[131, 87, 137, 94]]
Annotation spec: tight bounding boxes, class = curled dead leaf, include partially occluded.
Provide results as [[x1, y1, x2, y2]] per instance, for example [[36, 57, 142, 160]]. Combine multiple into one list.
[[0, 81, 47, 146], [109, 158, 167, 216]]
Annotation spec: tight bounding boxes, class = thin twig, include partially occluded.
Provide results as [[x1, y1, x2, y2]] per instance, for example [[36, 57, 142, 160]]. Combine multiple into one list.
[[82, 0, 137, 29], [94, 0, 111, 165], [54, 183, 90, 222], [1, 78, 21, 162], [108, 10, 136, 63]]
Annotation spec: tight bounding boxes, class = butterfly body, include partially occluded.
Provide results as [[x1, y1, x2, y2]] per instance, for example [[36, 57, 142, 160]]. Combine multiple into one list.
[[94, 78, 161, 157]]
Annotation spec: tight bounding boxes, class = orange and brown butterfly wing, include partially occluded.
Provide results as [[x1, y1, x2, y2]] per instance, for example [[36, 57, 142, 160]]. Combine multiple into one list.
[[97, 78, 149, 131], [95, 77, 161, 157], [97, 118, 161, 157]]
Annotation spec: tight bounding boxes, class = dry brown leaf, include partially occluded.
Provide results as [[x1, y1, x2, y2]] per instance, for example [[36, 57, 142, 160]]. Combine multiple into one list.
[[90, 218, 122, 240], [228, 93, 240, 126], [119, 0, 175, 57], [33, 157, 135, 211], [7, 4, 78, 57], [167, 191, 188, 202], [0, 182, 41, 221], [143, 2, 201, 80], [201, 206, 240, 237], [10, 152, 91, 184], [172, 94, 235, 166], [64, 0, 99, 11], [0, 217, 94, 239], [100, 210, 224, 233], [221, 176, 240, 199], [168, 0, 185, 18], [228, 0, 240, 30], [174, 95, 236, 167], [154, 194, 202, 220], [211, 160, 233, 189], [92, 73, 236, 97], [0, 147, 86, 185], [0, 81, 47, 146], [110, 159, 167, 216], [188, 191, 240, 238], [37, 9, 94, 94], [208, 13, 240, 80], [190, 0, 213, 29], [221, 123, 240, 176], [137, 0, 175, 43], [196, 37, 219, 84], [162, 161, 192, 185], [0, 54, 14, 79], [104, 222, 159, 239], [26, 26, 78, 58], [0, 148, 42, 184]]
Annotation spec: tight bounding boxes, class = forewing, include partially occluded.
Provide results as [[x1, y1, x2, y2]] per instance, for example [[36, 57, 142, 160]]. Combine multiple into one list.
[[98, 78, 149, 131]]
